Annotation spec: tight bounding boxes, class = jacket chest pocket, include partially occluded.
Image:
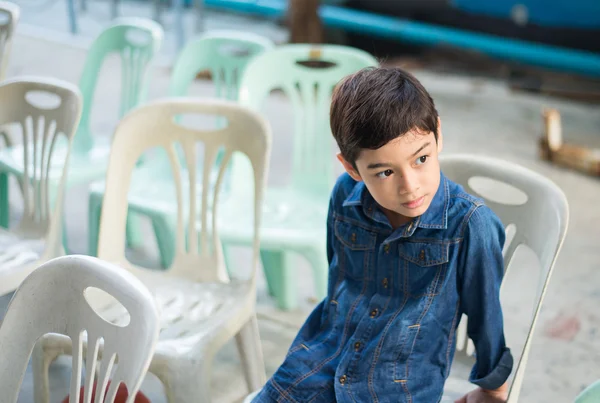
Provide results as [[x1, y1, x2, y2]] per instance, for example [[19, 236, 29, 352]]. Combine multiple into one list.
[[398, 241, 450, 296], [334, 218, 377, 280]]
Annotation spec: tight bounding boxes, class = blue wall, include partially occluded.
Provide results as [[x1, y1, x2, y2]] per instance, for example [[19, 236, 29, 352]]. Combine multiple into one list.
[[452, 0, 600, 29]]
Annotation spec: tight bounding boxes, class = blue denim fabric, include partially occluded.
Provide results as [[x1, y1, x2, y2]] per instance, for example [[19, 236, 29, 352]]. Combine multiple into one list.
[[254, 172, 513, 403]]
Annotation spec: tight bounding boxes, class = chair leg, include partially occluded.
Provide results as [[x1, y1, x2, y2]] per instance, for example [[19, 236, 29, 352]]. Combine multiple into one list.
[[32, 338, 65, 403], [44, 181, 68, 254], [174, 0, 185, 52], [62, 215, 70, 254], [260, 250, 297, 311], [152, 215, 176, 269], [303, 247, 328, 301], [235, 315, 266, 392], [222, 243, 235, 277], [0, 130, 12, 147], [66, 0, 78, 34], [195, 0, 205, 33], [0, 172, 9, 229], [152, 0, 162, 22], [125, 212, 145, 249], [259, 249, 276, 297], [161, 359, 213, 403], [111, 0, 119, 19], [88, 192, 103, 256], [0, 126, 14, 228]]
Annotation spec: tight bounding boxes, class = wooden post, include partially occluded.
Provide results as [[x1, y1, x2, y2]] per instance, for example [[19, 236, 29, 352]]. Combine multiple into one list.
[[289, 0, 323, 44], [540, 108, 600, 176]]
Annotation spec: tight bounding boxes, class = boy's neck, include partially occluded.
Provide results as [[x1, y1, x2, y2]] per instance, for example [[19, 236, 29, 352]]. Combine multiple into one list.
[[381, 206, 413, 229]]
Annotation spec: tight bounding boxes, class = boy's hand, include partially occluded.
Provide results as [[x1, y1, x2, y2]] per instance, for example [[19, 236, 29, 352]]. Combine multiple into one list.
[[455, 384, 508, 403]]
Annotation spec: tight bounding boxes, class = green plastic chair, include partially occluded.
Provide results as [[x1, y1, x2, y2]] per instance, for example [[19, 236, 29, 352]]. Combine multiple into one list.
[[86, 30, 274, 261], [75, 17, 163, 154], [219, 44, 379, 310], [0, 18, 163, 251], [576, 380, 600, 403]]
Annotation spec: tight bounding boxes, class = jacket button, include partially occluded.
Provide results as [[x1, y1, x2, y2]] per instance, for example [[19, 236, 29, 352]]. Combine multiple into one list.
[[382, 278, 389, 288], [370, 309, 379, 318], [351, 233, 357, 242], [419, 250, 425, 260], [339, 375, 347, 385], [354, 341, 362, 351], [384, 244, 390, 253]]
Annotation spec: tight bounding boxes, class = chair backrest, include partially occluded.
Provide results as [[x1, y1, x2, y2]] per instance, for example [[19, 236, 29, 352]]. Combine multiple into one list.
[[169, 30, 274, 99], [97, 98, 271, 284], [0, 77, 82, 246], [0, 1, 19, 81], [149, 31, 273, 177], [237, 44, 378, 198], [440, 154, 569, 403], [76, 17, 163, 152], [0, 254, 160, 403]]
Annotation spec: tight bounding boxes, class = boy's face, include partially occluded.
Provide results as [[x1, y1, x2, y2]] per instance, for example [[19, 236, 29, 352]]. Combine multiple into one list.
[[338, 127, 443, 228]]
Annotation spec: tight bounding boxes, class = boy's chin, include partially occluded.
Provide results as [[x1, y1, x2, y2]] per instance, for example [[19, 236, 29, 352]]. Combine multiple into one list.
[[396, 204, 429, 218], [397, 210, 424, 219]]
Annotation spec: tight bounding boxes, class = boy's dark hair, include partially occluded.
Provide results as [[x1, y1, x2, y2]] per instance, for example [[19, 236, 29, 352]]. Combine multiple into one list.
[[330, 67, 439, 166]]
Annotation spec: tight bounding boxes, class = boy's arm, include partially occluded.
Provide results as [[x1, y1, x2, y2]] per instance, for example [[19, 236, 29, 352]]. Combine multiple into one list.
[[458, 205, 513, 393]]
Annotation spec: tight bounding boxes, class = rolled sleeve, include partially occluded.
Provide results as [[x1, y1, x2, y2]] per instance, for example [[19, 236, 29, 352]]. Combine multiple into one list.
[[458, 205, 514, 390], [470, 348, 513, 390]]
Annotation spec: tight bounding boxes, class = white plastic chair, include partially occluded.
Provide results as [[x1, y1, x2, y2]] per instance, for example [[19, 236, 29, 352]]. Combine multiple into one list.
[[0, 1, 20, 149], [0, 77, 82, 297], [0, 18, 164, 251], [243, 390, 259, 403], [439, 154, 569, 403], [0, 0, 18, 81], [87, 29, 274, 263], [36, 98, 272, 402], [0, 254, 160, 403]]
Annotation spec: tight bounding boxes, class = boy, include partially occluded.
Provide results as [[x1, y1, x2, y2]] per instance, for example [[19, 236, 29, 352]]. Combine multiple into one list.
[[254, 67, 513, 402]]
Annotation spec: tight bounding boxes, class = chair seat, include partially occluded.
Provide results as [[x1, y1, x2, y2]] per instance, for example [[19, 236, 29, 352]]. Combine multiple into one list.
[[91, 175, 328, 248], [0, 137, 111, 187], [243, 390, 259, 403], [0, 229, 44, 272], [219, 187, 328, 248], [0, 229, 46, 295], [90, 273, 253, 354], [89, 167, 202, 217]]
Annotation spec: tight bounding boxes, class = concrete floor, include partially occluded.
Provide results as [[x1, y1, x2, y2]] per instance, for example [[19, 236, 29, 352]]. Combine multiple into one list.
[[2, 5, 600, 402]]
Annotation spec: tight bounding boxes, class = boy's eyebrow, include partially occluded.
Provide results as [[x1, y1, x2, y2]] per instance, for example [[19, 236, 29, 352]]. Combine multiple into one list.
[[367, 162, 393, 170], [409, 142, 431, 158], [366, 142, 432, 170]]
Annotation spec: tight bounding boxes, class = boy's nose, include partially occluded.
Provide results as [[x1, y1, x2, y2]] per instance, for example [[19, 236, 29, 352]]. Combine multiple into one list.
[[398, 173, 419, 195]]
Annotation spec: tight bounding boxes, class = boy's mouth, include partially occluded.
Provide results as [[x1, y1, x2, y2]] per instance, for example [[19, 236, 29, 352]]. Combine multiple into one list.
[[402, 196, 425, 209]]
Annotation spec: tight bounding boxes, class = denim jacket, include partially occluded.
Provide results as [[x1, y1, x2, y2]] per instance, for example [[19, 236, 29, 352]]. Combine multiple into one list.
[[255, 172, 513, 403]]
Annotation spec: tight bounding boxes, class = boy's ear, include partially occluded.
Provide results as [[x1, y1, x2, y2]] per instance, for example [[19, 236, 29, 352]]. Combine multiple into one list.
[[436, 116, 444, 154], [337, 153, 362, 182]]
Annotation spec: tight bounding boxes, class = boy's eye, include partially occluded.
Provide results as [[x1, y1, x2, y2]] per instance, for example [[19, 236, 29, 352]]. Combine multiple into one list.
[[376, 169, 393, 178], [416, 155, 428, 165]]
